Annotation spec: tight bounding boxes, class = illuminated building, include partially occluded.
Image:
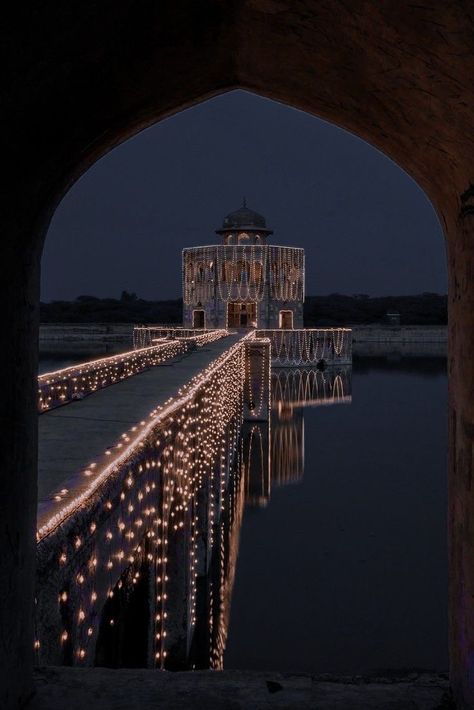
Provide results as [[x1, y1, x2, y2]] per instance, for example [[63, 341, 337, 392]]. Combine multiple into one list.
[[182, 201, 304, 329]]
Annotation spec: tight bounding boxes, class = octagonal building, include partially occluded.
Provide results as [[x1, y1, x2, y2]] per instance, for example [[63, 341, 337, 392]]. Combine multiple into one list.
[[182, 202, 305, 329]]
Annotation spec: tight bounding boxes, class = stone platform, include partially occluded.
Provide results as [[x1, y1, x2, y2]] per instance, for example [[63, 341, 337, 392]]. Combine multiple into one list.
[[30, 668, 452, 710]]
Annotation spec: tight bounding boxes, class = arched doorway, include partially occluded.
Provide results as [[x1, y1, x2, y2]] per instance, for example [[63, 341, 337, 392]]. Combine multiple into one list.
[[2, 4, 474, 708], [193, 309, 205, 329], [279, 310, 294, 330]]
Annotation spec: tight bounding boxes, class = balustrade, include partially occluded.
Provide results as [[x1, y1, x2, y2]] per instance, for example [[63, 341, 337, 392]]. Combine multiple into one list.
[[256, 328, 352, 366]]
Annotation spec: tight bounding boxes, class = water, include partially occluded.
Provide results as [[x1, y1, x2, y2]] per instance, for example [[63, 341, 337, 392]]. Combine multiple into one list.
[[37, 352, 448, 673], [225, 355, 448, 673], [39, 344, 126, 374]]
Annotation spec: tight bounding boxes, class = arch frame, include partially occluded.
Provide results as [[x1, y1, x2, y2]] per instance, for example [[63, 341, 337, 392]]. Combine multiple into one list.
[[2, 2, 474, 707]]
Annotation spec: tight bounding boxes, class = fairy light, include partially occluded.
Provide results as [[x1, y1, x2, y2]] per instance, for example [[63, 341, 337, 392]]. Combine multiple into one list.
[[182, 245, 304, 306], [35, 331, 255, 669], [133, 328, 227, 349], [38, 339, 191, 412], [269, 246, 304, 302], [245, 339, 270, 419], [256, 328, 352, 366], [35, 327, 349, 671], [271, 367, 352, 409], [39, 331, 228, 413]]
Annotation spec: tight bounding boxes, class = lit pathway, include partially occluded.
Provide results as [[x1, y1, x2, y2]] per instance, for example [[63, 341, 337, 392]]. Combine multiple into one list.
[[38, 333, 242, 528]]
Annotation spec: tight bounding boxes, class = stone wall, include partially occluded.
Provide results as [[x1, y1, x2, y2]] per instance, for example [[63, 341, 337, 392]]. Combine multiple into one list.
[[351, 325, 447, 344]]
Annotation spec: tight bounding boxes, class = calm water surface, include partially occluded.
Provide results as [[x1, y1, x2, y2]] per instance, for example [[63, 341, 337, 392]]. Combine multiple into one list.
[[38, 352, 448, 673], [225, 355, 448, 673], [39, 345, 125, 374]]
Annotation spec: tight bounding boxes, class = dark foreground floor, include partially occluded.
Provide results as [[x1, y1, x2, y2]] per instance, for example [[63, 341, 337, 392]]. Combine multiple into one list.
[[30, 668, 452, 709]]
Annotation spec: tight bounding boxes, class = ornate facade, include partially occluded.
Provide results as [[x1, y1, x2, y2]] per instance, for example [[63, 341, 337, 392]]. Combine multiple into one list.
[[182, 202, 304, 329]]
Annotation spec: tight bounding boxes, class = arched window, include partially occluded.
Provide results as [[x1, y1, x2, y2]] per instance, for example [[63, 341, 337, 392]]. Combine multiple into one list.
[[238, 232, 250, 244]]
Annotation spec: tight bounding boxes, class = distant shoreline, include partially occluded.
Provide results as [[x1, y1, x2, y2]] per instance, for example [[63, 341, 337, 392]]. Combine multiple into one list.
[[40, 293, 448, 328], [39, 323, 448, 346], [352, 324, 447, 342]]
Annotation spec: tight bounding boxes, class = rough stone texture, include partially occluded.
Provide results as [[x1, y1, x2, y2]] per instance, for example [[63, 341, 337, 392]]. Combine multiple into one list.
[[2, 2, 474, 707], [352, 326, 448, 344], [30, 668, 452, 710]]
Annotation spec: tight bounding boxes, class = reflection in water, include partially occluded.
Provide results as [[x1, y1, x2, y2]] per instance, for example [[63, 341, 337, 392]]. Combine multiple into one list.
[[244, 367, 352, 504], [270, 368, 352, 491], [36, 363, 351, 670], [225, 356, 447, 674], [272, 367, 352, 412]]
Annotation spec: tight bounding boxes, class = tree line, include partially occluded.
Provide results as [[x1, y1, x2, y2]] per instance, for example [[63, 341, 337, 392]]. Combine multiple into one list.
[[40, 291, 447, 325]]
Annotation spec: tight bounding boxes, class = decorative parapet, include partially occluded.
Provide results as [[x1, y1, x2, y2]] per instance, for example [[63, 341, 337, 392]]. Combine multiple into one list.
[[38, 331, 228, 412], [255, 328, 352, 367], [38, 340, 189, 412], [133, 326, 227, 349]]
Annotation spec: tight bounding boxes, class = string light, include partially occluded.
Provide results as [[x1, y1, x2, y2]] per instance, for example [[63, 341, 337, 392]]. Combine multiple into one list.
[[35, 332, 255, 668], [133, 328, 227, 349], [182, 242, 304, 329], [39, 332, 228, 413], [38, 340, 191, 412], [35, 315, 352, 670], [182, 245, 304, 306], [271, 366, 352, 409], [245, 339, 271, 419], [256, 328, 352, 366]]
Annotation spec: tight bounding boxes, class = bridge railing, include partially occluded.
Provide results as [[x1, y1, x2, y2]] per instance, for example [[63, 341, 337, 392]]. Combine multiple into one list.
[[39, 331, 229, 412], [255, 328, 352, 367], [133, 326, 225, 349]]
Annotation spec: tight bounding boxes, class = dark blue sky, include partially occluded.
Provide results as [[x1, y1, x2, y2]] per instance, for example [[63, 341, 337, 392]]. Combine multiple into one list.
[[42, 90, 446, 301]]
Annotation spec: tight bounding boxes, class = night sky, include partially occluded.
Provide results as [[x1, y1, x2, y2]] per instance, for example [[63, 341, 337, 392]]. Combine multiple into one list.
[[41, 91, 446, 302]]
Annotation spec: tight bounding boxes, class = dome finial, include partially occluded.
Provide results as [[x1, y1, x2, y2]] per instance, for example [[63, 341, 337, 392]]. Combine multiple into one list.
[[242, 195, 247, 208]]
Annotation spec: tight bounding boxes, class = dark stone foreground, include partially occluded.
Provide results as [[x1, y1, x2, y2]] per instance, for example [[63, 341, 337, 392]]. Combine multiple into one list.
[[30, 667, 452, 709]]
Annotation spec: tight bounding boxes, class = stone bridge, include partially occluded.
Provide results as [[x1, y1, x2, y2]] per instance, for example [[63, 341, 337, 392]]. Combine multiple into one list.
[[35, 332, 270, 669], [35, 331, 352, 671], [3, 4, 474, 705]]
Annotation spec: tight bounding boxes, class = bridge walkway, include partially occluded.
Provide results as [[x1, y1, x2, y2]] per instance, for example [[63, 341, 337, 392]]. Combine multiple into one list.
[[38, 333, 242, 528]]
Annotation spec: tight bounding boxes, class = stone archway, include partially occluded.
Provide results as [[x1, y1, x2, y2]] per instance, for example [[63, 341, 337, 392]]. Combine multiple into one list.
[[2, 2, 474, 707]]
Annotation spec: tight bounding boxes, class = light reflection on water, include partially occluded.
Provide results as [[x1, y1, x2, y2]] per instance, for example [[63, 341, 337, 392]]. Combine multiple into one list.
[[225, 355, 447, 674], [37, 353, 447, 673]]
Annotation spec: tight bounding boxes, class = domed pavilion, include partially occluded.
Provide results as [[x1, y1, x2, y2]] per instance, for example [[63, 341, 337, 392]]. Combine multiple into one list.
[[182, 201, 305, 329]]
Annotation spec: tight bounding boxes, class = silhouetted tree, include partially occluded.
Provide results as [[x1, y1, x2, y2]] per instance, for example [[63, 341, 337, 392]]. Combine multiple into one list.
[[120, 290, 138, 303]]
